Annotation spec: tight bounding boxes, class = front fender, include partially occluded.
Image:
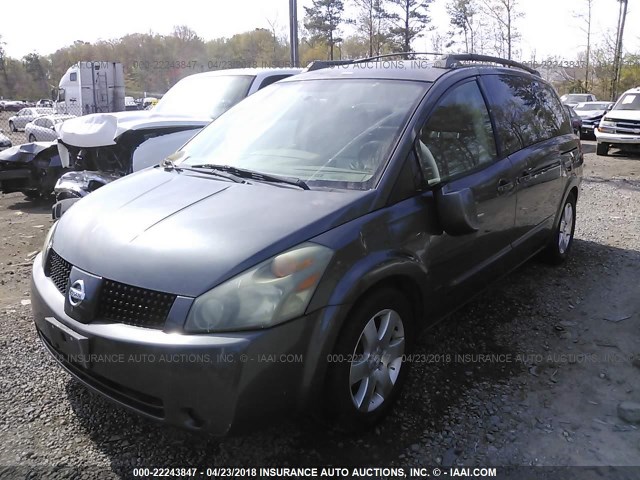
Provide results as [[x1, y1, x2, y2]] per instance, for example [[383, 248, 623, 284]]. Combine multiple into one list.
[[320, 249, 428, 309]]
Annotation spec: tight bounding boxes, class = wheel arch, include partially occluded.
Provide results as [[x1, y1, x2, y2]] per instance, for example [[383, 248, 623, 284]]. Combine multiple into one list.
[[553, 181, 580, 228], [348, 275, 424, 329], [301, 268, 427, 411]]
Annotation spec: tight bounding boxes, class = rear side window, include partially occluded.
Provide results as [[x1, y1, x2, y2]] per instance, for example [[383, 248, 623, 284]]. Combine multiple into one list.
[[482, 75, 571, 156], [540, 83, 571, 137], [417, 80, 497, 184]]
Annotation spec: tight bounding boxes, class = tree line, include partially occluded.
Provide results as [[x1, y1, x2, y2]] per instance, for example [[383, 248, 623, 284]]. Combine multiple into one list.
[[0, 0, 637, 102]]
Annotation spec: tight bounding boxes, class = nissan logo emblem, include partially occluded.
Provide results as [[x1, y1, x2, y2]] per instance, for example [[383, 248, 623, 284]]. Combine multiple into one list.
[[68, 279, 86, 307]]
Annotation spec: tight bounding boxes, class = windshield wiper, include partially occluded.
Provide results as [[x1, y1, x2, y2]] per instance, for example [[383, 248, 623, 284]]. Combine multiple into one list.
[[189, 164, 310, 190], [159, 159, 246, 183]]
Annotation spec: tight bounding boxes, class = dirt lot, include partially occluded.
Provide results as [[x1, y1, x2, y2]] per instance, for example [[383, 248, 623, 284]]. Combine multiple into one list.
[[0, 141, 639, 478]]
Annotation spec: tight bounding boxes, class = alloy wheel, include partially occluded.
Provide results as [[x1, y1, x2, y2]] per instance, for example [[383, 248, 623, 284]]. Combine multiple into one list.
[[558, 202, 574, 254], [349, 309, 405, 413]]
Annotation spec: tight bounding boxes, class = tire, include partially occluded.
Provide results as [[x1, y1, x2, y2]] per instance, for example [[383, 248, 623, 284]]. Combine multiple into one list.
[[542, 193, 577, 265], [28, 134, 36, 142], [9, 121, 16, 132], [596, 142, 609, 156], [325, 287, 414, 431], [21, 190, 41, 200]]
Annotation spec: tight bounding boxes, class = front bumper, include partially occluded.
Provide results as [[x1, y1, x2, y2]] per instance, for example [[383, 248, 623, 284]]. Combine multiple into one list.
[[580, 121, 598, 137], [594, 130, 640, 145], [31, 254, 344, 434]]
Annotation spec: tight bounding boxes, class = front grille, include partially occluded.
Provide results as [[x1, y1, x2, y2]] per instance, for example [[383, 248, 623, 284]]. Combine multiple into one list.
[[98, 280, 175, 329], [607, 117, 640, 134], [45, 250, 72, 294], [44, 250, 175, 329], [608, 117, 640, 127]]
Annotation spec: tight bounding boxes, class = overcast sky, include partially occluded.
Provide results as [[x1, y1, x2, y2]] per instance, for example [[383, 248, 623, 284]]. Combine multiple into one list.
[[1, 0, 638, 61]]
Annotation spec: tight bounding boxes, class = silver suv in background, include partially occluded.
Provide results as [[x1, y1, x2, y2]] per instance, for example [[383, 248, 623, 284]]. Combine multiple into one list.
[[595, 86, 640, 156], [560, 93, 597, 108]]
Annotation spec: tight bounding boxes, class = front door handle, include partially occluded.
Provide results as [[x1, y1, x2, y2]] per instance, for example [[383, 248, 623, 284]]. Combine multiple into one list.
[[497, 179, 514, 194], [563, 152, 575, 171]]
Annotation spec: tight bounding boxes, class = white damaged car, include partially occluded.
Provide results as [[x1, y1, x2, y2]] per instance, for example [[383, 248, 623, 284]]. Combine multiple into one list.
[[54, 68, 301, 199]]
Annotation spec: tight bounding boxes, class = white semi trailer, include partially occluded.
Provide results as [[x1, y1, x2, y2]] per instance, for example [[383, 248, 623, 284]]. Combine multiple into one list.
[[55, 61, 125, 116]]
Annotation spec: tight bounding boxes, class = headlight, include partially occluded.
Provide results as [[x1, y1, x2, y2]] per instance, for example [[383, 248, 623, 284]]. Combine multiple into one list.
[[598, 119, 616, 133], [41, 221, 58, 268], [184, 243, 334, 333]]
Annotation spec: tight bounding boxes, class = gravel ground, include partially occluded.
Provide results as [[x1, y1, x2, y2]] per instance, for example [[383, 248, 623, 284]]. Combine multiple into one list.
[[0, 142, 639, 478]]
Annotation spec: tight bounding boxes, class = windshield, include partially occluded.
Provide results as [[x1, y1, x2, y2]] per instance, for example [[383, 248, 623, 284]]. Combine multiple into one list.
[[176, 79, 429, 190], [614, 93, 640, 111], [153, 75, 254, 118], [35, 108, 54, 115], [565, 94, 590, 103], [576, 103, 610, 111]]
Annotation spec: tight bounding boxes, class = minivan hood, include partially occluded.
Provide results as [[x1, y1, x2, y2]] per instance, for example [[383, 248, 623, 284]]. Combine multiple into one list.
[[605, 110, 640, 121], [52, 168, 373, 297], [57, 111, 211, 147]]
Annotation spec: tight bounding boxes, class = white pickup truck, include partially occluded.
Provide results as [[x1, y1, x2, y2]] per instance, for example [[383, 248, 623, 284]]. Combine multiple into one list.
[[595, 86, 640, 156]]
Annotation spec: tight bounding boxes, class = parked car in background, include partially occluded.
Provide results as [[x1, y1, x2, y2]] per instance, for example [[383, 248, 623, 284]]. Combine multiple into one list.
[[25, 115, 76, 142], [0, 142, 63, 198], [53, 68, 301, 199], [32, 55, 582, 434], [0, 130, 12, 151], [8, 107, 55, 131], [124, 96, 139, 111], [574, 101, 614, 139], [564, 105, 582, 135], [36, 99, 54, 108], [561, 93, 597, 108], [595, 86, 640, 156], [0, 100, 27, 112]]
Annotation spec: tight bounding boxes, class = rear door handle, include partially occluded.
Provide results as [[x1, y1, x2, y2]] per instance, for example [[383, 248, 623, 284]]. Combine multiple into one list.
[[497, 179, 514, 194]]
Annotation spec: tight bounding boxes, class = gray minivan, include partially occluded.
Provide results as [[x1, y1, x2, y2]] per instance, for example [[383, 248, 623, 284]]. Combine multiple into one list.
[[32, 55, 583, 434]]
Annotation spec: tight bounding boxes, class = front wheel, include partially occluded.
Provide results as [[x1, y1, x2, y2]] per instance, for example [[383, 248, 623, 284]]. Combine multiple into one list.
[[21, 190, 41, 200], [28, 134, 36, 142], [325, 288, 413, 430], [542, 193, 576, 265], [9, 121, 16, 132], [596, 142, 609, 156]]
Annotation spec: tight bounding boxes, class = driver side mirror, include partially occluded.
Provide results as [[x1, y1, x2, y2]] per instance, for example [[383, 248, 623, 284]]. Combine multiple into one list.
[[435, 187, 479, 236]]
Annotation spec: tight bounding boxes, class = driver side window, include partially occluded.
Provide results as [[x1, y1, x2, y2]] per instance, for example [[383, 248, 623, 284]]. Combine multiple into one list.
[[417, 80, 497, 185]]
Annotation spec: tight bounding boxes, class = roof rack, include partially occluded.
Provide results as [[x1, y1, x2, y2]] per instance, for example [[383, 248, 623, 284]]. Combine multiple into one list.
[[433, 54, 540, 76], [304, 60, 358, 72], [304, 52, 540, 76]]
